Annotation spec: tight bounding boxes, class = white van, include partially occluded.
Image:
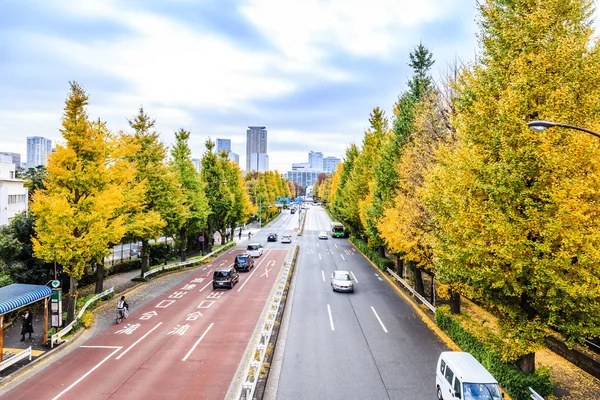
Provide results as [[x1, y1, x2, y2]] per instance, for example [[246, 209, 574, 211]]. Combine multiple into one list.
[[246, 243, 263, 258], [436, 352, 503, 400]]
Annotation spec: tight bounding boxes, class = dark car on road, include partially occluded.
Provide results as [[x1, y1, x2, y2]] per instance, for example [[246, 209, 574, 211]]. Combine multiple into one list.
[[267, 233, 278, 242], [212, 266, 239, 289], [234, 253, 254, 272]]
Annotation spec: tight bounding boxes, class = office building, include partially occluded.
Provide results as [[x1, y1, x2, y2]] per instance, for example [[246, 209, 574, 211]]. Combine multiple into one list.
[[229, 152, 240, 165], [323, 156, 341, 173], [308, 151, 324, 171], [249, 153, 269, 172], [292, 163, 311, 170], [0, 152, 21, 170], [285, 170, 322, 192], [192, 158, 201, 173], [216, 138, 232, 156], [0, 156, 28, 226], [27, 136, 52, 167], [246, 126, 267, 172]]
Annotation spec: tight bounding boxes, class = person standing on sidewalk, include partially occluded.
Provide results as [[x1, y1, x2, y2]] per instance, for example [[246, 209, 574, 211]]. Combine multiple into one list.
[[238, 228, 242, 240], [20, 309, 34, 341]]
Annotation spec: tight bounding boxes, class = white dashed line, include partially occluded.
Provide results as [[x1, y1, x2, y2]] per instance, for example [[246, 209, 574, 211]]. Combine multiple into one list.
[[327, 304, 335, 331], [371, 306, 388, 333], [321, 270, 325, 282], [350, 271, 358, 283], [319, 253, 322, 260], [340, 254, 345, 261]]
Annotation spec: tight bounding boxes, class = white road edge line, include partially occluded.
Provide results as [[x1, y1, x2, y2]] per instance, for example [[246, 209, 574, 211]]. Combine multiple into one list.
[[350, 271, 358, 283], [327, 304, 335, 331], [321, 270, 325, 282], [182, 323, 215, 361], [371, 306, 388, 333], [52, 346, 122, 400], [237, 249, 273, 292], [116, 322, 163, 360], [80, 345, 122, 349], [340, 254, 345, 261]]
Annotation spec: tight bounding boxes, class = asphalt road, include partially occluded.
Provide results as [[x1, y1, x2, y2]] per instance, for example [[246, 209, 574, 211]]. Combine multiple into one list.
[[275, 205, 448, 400], [2, 213, 298, 400]]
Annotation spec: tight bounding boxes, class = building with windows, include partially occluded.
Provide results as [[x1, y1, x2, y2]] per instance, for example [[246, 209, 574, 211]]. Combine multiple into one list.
[[0, 152, 21, 170], [323, 156, 341, 173], [308, 151, 324, 171], [249, 152, 269, 172], [285, 170, 322, 192], [229, 152, 240, 165], [27, 136, 52, 167], [0, 155, 28, 226], [246, 126, 267, 172], [216, 138, 232, 155], [292, 163, 311, 170], [192, 158, 201, 173]]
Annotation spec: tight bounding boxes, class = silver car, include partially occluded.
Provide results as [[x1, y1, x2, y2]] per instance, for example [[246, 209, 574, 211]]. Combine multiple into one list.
[[318, 230, 328, 239], [280, 235, 292, 243], [331, 270, 354, 292]]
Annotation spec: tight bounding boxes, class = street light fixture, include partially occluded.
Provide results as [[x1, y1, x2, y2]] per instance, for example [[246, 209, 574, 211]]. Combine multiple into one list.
[[528, 120, 600, 139]]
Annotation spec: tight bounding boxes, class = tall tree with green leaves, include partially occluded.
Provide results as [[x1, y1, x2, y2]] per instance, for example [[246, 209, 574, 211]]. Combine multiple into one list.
[[32, 82, 133, 319], [171, 129, 210, 261], [424, 0, 600, 372], [123, 108, 185, 275], [220, 155, 253, 238]]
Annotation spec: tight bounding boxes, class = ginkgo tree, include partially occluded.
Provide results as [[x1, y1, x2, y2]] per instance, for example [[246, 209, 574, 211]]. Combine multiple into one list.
[[424, 0, 600, 372], [31, 82, 134, 320]]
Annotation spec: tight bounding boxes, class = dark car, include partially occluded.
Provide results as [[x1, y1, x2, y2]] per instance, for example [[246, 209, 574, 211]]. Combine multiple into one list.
[[234, 254, 254, 272], [212, 266, 239, 289], [267, 233, 278, 242]]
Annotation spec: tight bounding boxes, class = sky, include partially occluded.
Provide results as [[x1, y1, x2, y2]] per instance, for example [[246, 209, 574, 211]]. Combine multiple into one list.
[[0, 1, 505, 172]]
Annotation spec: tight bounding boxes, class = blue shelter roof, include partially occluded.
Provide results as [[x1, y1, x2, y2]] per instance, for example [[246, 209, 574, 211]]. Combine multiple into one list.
[[0, 284, 52, 315]]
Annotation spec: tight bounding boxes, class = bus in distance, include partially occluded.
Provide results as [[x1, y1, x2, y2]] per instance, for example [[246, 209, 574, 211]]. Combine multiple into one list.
[[330, 222, 345, 238]]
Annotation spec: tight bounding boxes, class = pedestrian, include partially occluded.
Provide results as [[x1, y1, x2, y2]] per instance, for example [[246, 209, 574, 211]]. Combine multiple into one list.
[[20, 309, 34, 341], [238, 228, 242, 240]]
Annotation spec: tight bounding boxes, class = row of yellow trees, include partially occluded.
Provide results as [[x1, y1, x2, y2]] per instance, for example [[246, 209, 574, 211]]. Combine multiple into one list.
[[316, 0, 600, 371], [30, 82, 286, 321]]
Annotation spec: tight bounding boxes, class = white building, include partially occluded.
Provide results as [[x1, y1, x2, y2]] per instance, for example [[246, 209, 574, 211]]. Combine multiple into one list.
[[229, 152, 240, 165], [308, 151, 324, 170], [0, 156, 28, 226], [192, 158, 201, 173], [292, 163, 311, 170], [323, 156, 341, 173], [249, 152, 269, 172], [246, 126, 267, 172], [27, 136, 53, 167]]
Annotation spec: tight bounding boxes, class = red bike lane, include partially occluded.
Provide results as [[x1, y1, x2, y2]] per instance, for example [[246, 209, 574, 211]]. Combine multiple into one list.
[[4, 249, 288, 400]]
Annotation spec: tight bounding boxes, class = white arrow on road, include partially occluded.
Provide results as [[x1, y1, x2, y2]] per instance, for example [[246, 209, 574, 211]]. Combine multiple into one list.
[[139, 311, 157, 320]]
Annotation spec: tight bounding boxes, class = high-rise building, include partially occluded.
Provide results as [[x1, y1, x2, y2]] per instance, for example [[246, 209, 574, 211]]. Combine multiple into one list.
[[27, 136, 52, 167], [285, 170, 322, 192], [308, 151, 324, 171], [0, 152, 21, 170], [229, 152, 240, 165], [246, 126, 267, 172], [323, 156, 341, 173], [216, 138, 232, 155], [250, 153, 269, 172], [192, 158, 201, 173]]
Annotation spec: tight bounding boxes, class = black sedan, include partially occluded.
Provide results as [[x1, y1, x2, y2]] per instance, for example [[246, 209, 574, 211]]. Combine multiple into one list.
[[267, 233, 278, 242]]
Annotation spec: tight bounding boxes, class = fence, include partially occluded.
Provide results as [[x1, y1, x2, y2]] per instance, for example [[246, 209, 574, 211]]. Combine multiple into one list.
[[235, 244, 297, 399], [142, 245, 227, 278], [0, 346, 32, 372], [50, 286, 114, 348], [386, 268, 436, 313], [529, 387, 545, 400]]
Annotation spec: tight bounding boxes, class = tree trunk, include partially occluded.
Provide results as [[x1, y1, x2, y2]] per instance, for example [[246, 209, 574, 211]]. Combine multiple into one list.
[[66, 276, 78, 323], [396, 256, 404, 279], [206, 228, 213, 253], [378, 246, 385, 258], [179, 226, 187, 262], [412, 263, 425, 296], [141, 239, 149, 278], [94, 262, 104, 294], [450, 289, 461, 314], [517, 352, 535, 373]]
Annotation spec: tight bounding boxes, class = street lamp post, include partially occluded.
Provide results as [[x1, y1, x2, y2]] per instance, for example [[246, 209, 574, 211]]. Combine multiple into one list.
[[528, 120, 600, 139], [259, 198, 262, 227]]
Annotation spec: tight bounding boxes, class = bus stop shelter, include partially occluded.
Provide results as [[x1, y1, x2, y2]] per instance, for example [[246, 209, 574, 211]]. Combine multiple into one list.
[[0, 283, 52, 362]]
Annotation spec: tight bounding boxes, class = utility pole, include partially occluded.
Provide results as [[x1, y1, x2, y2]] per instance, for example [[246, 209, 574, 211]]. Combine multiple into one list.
[[259, 198, 262, 227]]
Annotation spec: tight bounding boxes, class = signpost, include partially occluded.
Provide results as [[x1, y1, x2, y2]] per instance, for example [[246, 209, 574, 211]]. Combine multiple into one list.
[[50, 282, 62, 328]]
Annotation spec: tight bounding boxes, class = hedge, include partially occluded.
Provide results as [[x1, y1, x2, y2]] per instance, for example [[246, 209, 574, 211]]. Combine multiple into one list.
[[435, 306, 553, 400], [349, 236, 395, 271]]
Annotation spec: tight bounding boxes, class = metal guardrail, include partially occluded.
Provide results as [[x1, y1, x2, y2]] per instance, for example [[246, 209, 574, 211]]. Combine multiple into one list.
[[0, 346, 32, 372], [51, 286, 114, 348], [236, 244, 297, 399], [386, 268, 436, 313], [529, 387, 545, 400], [142, 244, 232, 278]]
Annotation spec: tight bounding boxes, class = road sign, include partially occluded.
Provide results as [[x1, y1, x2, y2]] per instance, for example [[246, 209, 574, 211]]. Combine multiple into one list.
[[198, 236, 204, 242], [51, 280, 60, 288]]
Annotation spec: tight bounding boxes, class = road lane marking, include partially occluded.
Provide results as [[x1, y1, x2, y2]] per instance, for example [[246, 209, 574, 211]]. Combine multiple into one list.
[[318, 253, 322, 260], [260, 267, 272, 277], [182, 323, 214, 361], [340, 254, 345, 261], [237, 250, 273, 292], [327, 304, 335, 331], [199, 279, 213, 292], [317, 243, 319, 248], [116, 322, 163, 360], [371, 306, 388, 333], [52, 346, 123, 400], [350, 271, 358, 283], [321, 270, 325, 282], [80, 346, 122, 349], [334, 243, 338, 248]]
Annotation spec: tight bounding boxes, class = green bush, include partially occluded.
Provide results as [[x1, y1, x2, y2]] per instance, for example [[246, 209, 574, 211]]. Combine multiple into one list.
[[0, 268, 15, 287], [349, 236, 394, 271], [435, 306, 553, 400], [149, 242, 174, 265]]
